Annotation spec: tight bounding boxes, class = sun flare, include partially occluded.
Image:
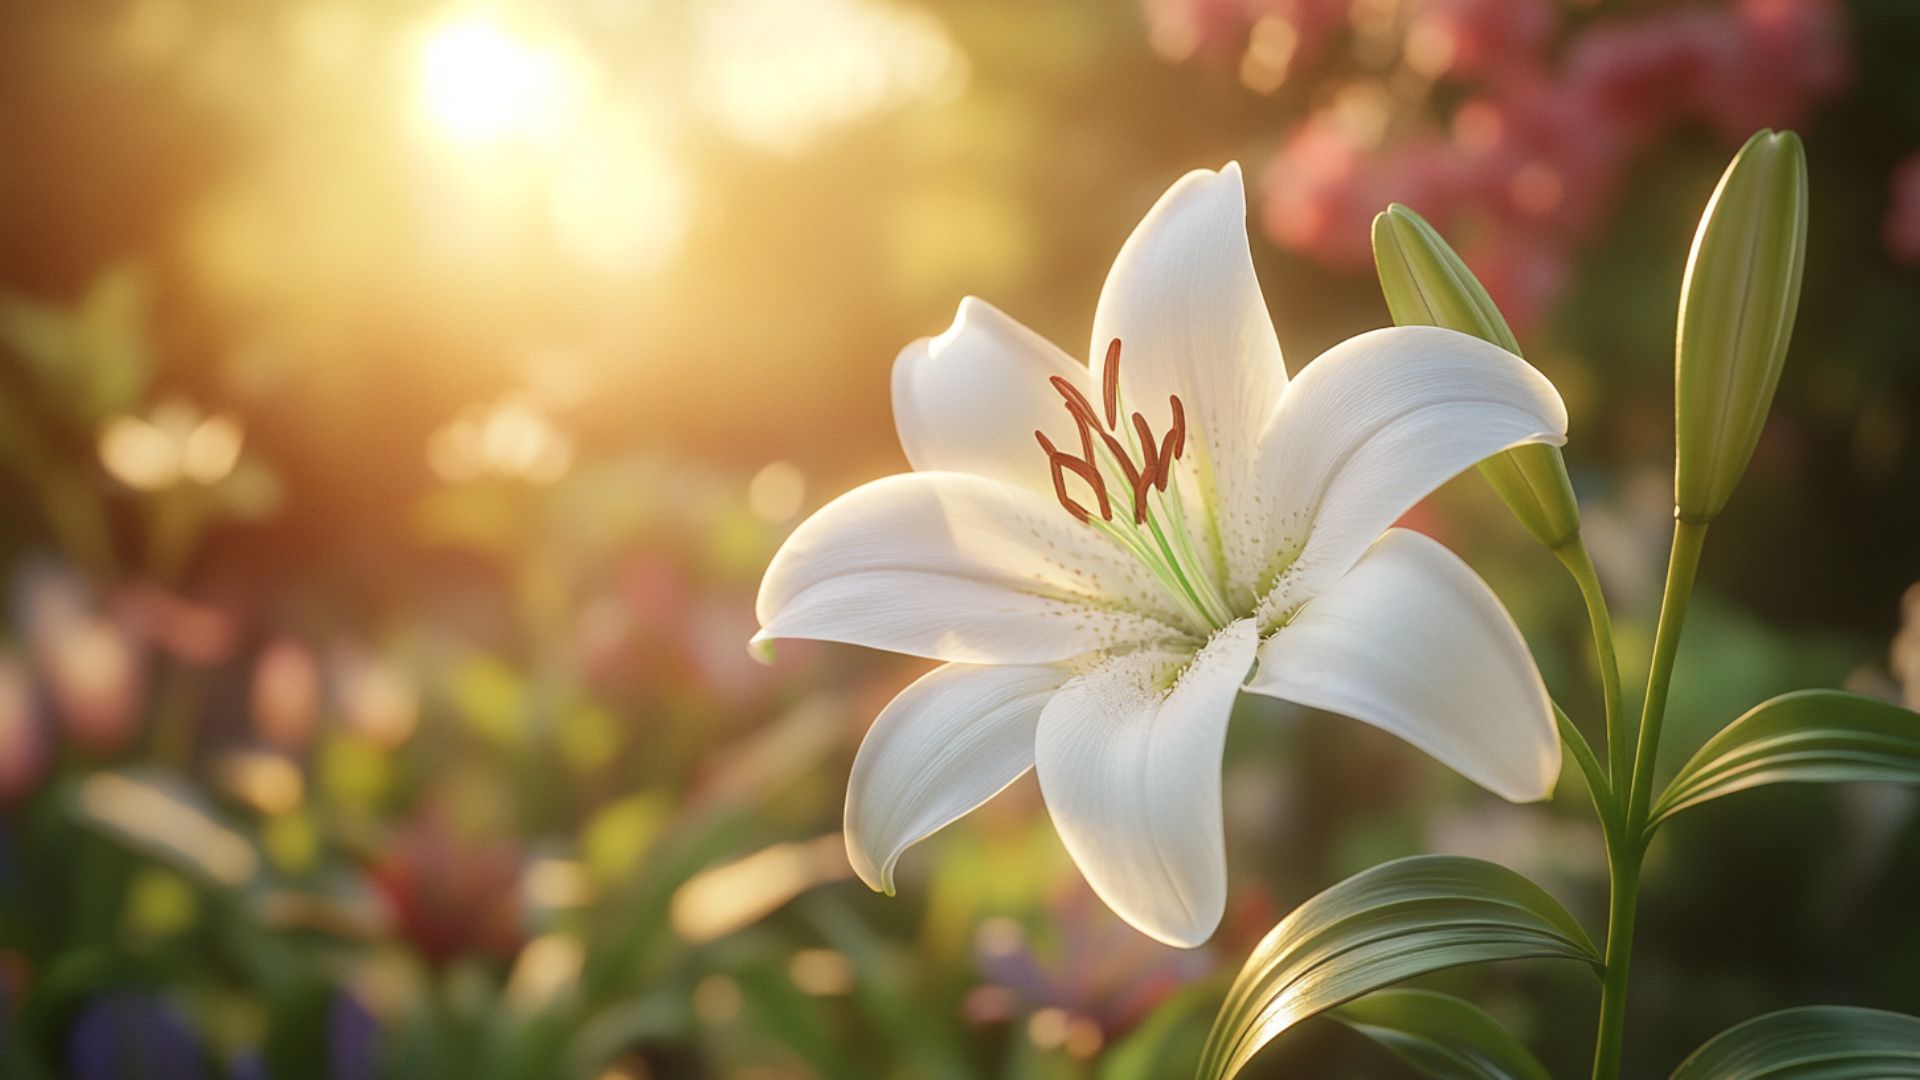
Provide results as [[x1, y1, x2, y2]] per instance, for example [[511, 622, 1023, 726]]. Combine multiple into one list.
[[415, 16, 583, 144]]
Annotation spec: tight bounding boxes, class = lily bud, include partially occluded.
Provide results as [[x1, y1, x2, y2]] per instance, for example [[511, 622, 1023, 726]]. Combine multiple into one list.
[[1372, 204, 1581, 549], [1674, 129, 1807, 522]]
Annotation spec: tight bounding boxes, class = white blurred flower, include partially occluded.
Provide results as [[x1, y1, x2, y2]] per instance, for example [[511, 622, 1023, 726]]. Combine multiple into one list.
[[98, 399, 245, 491]]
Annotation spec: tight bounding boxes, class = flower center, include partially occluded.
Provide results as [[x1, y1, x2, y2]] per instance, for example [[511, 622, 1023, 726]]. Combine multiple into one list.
[[1033, 339, 1237, 633]]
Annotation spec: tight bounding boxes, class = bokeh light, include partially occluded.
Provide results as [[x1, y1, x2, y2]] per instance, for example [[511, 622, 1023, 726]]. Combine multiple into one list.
[[692, 0, 968, 153], [415, 15, 589, 146]]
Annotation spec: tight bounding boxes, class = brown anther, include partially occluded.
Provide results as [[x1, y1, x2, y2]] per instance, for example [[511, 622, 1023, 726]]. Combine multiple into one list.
[[1130, 412, 1163, 515], [1036, 430, 1108, 523], [1130, 412, 1157, 471], [1102, 338, 1122, 430], [1035, 337, 1188, 527], [1052, 377, 1142, 498], [1071, 396, 1098, 465], [1050, 376, 1102, 431]]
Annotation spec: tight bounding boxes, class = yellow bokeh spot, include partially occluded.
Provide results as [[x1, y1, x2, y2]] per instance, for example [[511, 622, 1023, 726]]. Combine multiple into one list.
[[214, 749, 305, 816], [123, 868, 199, 942], [318, 731, 392, 809], [505, 933, 585, 1011], [582, 793, 667, 886], [787, 948, 854, 996], [523, 857, 594, 910], [747, 461, 806, 524], [452, 655, 527, 744], [559, 702, 621, 773], [263, 810, 321, 874]]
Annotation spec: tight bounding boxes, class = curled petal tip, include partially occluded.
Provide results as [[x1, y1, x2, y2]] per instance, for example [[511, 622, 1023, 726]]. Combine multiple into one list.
[[845, 837, 895, 895], [748, 632, 777, 666], [1510, 752, 1563, 804]]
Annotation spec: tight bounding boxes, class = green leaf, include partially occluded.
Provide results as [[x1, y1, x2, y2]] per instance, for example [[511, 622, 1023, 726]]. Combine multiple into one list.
[[1650, 690, 1920, 830], [1195, 856, 1599, 1080], [1331, 989, 1551, 1080], [1669, 1005, 1920, 1079]]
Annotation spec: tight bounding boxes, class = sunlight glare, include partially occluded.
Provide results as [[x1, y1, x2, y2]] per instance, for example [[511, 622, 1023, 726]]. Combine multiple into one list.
[[694, 0, 968, 154], [549, 110, 693, 274], [416, 16, 585, 144]]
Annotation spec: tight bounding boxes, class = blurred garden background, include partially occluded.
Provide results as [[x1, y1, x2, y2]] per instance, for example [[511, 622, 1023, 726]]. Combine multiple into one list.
[[1, 0, 1919, 1076]]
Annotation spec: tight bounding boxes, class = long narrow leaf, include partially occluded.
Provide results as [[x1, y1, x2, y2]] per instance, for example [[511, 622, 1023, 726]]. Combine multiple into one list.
[[1196, 856, 1598, 1080], [1652, 690, 1920, 829], [1670, 1005, 1920, 1079], [1331, 989, 1551, 1080]]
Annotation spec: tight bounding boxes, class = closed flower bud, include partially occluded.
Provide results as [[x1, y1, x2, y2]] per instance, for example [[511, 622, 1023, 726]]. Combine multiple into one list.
[[1372, 204, 1581, 549], [1675, 129, 1807, 522]]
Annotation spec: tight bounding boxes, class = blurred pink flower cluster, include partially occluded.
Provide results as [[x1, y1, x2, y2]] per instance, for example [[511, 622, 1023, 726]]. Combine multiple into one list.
[[1882, 153, 1920, 265], [1147, 0, 1849, 330], [1, 566, 156, 800]]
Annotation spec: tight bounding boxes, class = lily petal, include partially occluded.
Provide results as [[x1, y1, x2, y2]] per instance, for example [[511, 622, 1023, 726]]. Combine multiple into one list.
[[1255, 325, 1568, 615], [756, 472, 1189, 663], [893, 298, 1094, 498], [1090, 164, 1288, 603], [1036, 619, 1258, 947], [845, 662, 1066, 893], [1246, 529, 1559, 802]]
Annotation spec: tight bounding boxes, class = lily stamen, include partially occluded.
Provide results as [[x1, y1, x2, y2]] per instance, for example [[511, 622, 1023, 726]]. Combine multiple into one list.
[[1031, 339, 1231, 633], [1102, 337, 1122, 429], [1035, 339, 1187, 527], [1035, 429, 1109, 523]]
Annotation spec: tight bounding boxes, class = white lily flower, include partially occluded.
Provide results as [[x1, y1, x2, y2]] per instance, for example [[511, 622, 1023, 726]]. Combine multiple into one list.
[[754, 163, 1566, 947]]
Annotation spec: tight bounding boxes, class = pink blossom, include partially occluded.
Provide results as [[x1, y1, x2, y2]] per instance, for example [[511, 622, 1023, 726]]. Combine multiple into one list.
[[1265, 113, 1460, 271], [1883, 153, 1920, 265], [251, 636, 322, 752], [18, 567, 146, 757], [1233, 0, 1850, 321], [0, 653, 49, 803], [1406, 0, 1560, 83]]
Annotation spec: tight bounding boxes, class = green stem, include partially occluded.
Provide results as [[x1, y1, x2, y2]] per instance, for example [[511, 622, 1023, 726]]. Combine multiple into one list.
[[1591, 832, 1641, 1080], [1626, 518, 1709, 826], [1556, 539, 1627, 790], [1553, 703, 1609, 820], [1588, 516, 1709, 1079]]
